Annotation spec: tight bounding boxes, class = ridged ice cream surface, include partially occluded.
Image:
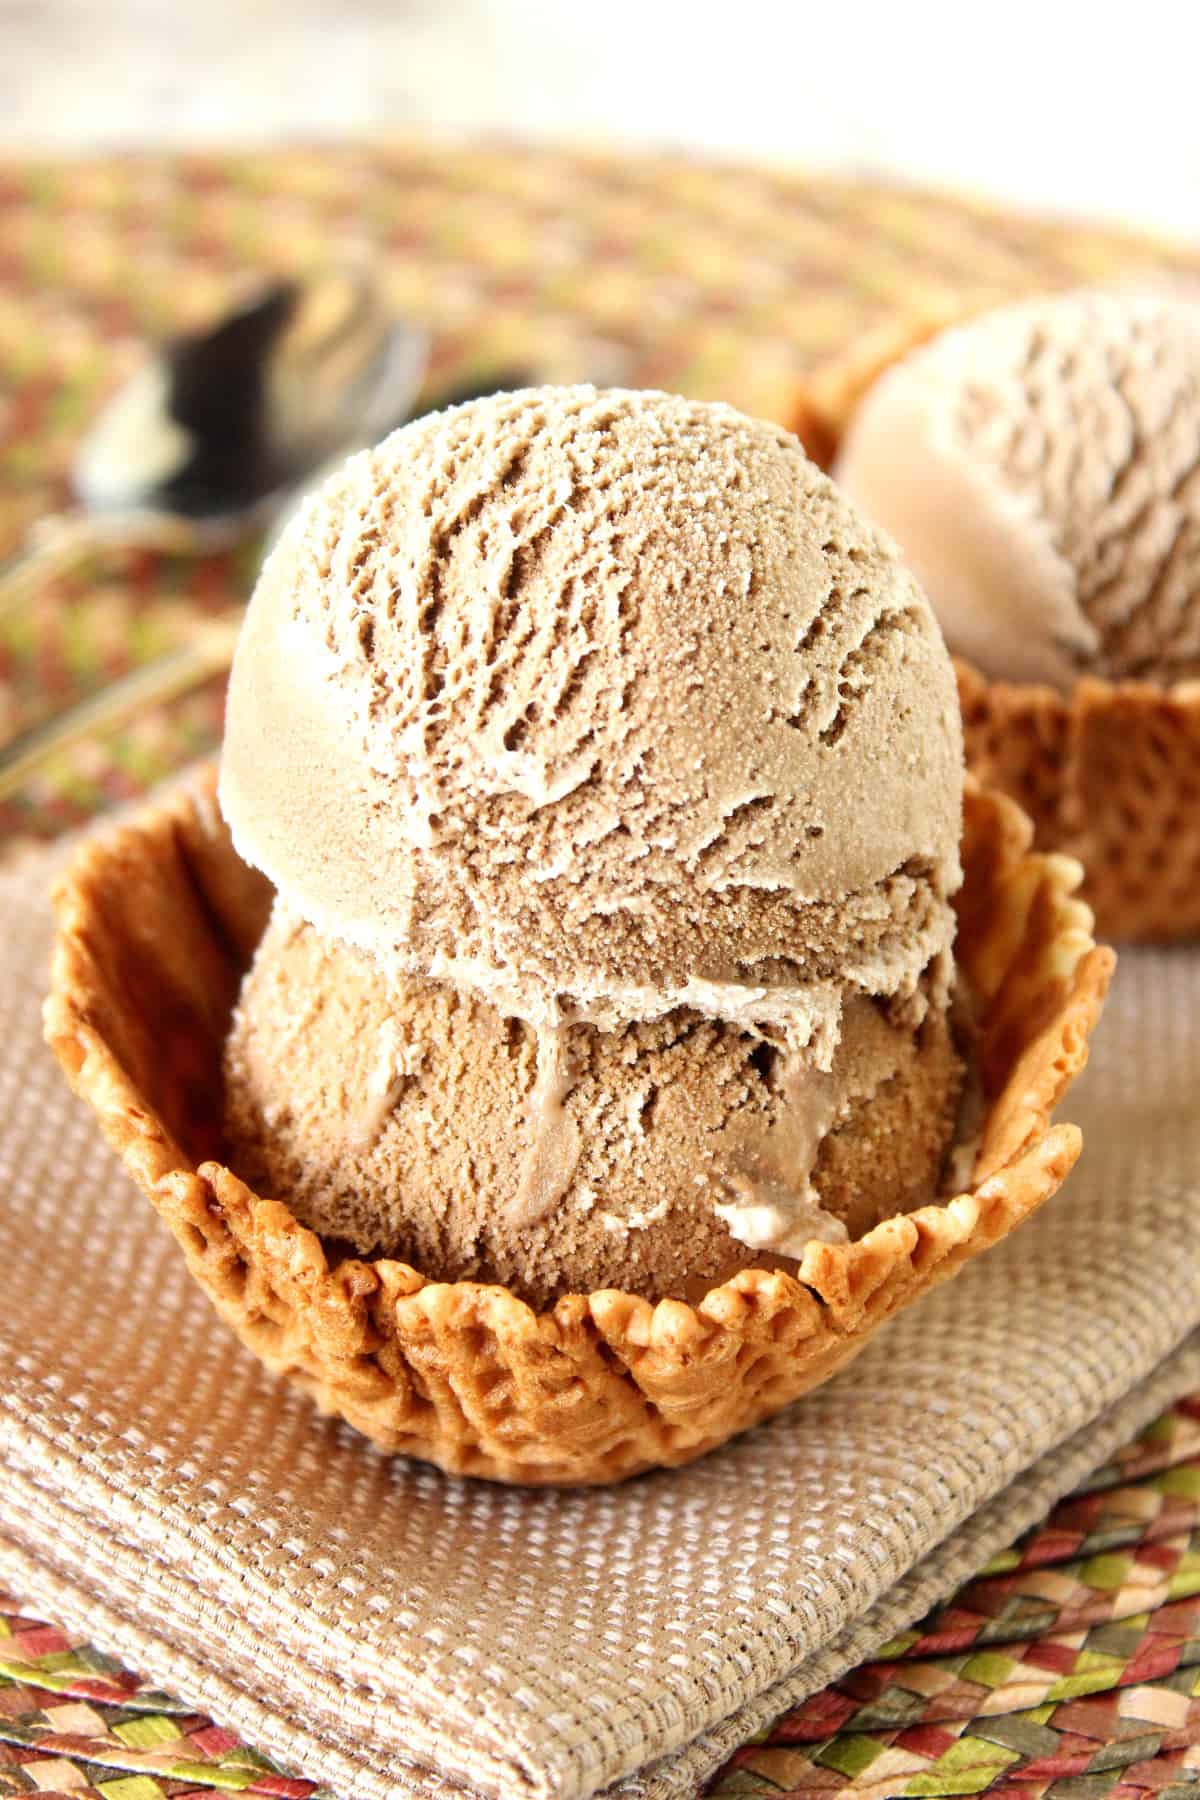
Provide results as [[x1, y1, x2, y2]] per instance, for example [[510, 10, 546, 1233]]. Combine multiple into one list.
[[836, 291, 1200, 689], [221, 386, 963, 1057], [223, 906, 964, 1308]]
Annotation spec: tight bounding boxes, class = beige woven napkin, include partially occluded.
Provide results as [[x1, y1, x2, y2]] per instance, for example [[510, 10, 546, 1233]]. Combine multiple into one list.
[[1, 843, 1199, 1800]]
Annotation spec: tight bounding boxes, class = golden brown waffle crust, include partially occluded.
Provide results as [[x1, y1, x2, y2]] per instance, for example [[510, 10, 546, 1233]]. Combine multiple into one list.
[[788, 304, 1200, 945], [43, 767, 1112, 1485], [954, 663, 1200, 944]]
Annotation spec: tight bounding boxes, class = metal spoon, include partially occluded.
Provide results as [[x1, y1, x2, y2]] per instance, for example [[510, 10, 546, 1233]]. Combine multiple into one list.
[[0, 274, 533, 801], [0, 269, 432, 619]]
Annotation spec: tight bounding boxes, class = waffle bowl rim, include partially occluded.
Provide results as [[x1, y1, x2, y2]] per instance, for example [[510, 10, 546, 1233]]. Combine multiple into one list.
[[43, 764, 1113, 1485]]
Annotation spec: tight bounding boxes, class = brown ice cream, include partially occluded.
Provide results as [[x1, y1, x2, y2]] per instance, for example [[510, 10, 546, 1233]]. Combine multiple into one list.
[[224, 907, 963, 1308], [220, 387, 967, 1303], [220, 386, 962, 1055], [835, 291, 1200, 689]]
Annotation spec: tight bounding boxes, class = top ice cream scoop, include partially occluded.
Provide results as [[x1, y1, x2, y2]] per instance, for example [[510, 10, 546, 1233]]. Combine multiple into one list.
[[835, 291, 1200, 690], [220, 386, 962, 1062]]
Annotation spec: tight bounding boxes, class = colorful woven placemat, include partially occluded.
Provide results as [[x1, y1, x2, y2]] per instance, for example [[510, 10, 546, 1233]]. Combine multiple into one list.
[[3, 141, 1200, 1797]]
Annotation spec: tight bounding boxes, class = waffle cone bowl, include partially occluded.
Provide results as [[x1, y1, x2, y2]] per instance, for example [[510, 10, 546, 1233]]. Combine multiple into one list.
[[44, 765, 1111, 1486], [788, 308, 1200, 945], [954, 665, 1200, 944]]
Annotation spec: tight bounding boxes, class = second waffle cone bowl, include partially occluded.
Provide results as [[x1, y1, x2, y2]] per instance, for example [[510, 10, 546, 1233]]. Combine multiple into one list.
[[788, 303, 1200, 945], [43, 765, 1111, 1485]]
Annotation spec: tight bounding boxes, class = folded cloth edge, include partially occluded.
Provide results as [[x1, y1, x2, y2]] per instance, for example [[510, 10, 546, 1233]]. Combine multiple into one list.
[[0, 1411, 515, 1798], [3, 1334, 1199, 1800]]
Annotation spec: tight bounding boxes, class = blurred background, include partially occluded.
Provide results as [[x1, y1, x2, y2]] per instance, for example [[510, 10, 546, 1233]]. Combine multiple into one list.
[[2, 0, 1199, 851], [5, 0, 1200, 234]]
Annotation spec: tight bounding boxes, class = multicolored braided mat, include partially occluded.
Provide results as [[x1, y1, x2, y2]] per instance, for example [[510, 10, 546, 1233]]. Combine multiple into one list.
[[2, 141, 1199, 1798]]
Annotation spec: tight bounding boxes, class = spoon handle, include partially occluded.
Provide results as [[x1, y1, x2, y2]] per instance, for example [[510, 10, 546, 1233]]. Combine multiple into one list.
[[0, 510, 246, 626], [0, 611, 241, 804]]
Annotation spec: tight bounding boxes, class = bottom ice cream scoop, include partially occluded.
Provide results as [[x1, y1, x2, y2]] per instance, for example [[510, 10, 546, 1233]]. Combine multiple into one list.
[[836, 290, 1200, 689], [221, 902, 965, 1309]]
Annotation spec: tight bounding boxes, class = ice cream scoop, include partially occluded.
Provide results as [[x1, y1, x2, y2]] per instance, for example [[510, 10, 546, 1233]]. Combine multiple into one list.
[[220, 386, 963, 1060], [220, 387, 967, 1299], [223, 905, 963, 1308], [835, 291, 1200, 689]]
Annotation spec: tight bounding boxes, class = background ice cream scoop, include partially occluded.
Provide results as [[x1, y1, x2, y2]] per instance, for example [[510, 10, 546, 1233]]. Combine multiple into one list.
[[835, 291, 1200, 690], [220, 386, 963, 1059]]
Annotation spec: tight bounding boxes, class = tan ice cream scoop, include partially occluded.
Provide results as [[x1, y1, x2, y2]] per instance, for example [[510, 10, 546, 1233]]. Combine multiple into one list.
[[223, 902, 963, 1308], [219, 386, 963, 1059], [835, 291, 1200, 690]]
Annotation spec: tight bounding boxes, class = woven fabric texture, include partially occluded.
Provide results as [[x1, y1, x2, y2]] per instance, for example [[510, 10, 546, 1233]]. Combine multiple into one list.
[[12, 1385, 1200, 1800], [0, 832, 1197, 1800], [6, 1391, 1200, 1800]]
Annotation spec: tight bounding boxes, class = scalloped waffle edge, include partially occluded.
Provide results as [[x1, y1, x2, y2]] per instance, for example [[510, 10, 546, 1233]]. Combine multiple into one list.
[[43, 766, 1112, 1485], [785, 308, 1200, 945]]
